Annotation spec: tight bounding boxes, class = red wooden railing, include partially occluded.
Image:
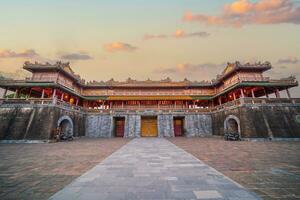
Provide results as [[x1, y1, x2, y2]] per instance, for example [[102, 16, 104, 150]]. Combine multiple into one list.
[[1, 97, 299, 113]]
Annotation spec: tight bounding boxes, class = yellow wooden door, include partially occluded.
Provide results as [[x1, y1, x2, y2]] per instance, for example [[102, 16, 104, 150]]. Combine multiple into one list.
[[141, 118, 158, 137]]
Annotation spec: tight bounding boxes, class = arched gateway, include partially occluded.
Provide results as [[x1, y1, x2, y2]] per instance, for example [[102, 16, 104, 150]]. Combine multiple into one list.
[[224, 115, 241, 138], [57, 116, 74, 137]]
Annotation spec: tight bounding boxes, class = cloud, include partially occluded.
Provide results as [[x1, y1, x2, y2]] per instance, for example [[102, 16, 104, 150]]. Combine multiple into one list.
[[144, 34, 169, 40], [183, 0, 300, 27], [277, 57, 299, 64], [60, 52, 93, 60], [144, 29, 210, 40], [104, 42, 137, 52], [0, 49, 39, 58], [173, 29, 210, 38]]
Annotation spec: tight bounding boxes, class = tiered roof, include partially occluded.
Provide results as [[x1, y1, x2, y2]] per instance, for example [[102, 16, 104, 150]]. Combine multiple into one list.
[[23, 61, 273, 88]]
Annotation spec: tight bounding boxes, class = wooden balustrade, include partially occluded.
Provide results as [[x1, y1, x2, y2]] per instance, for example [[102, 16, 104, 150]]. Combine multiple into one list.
[[1, 97, 299, 113]]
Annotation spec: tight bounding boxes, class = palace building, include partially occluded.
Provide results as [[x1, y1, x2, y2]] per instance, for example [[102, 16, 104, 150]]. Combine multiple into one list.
[[0, 61, 299, 140]]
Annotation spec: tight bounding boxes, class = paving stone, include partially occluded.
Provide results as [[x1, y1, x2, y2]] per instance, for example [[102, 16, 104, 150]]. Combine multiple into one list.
[[50, 138, 260, 200], [193, 190, 223, 199]]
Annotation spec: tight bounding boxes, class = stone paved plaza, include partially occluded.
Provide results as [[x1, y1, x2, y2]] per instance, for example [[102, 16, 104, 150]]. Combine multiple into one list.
[[169, 138, 300, 200], [0, 138, 130, 200], [50, 138, 260, 200], [0, 137, 299, 200]]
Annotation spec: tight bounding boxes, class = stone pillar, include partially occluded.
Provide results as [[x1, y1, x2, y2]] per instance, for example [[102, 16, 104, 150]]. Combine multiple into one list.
[[124, 115, 141, 138], [61, 92, 64, 101], [218, 97, 222, 105], [158, 114, 174, 137], [76, 98, 79, 106], [233, 92, 236, 101]]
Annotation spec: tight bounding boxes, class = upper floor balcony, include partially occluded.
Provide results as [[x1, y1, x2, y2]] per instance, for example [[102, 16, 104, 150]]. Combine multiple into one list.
[[1, 97, 299, 113]]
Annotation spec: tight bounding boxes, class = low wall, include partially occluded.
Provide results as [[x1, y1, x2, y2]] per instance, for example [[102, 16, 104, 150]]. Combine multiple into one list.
[[0, 104, 85, 140], [212, 104, 300, 138]]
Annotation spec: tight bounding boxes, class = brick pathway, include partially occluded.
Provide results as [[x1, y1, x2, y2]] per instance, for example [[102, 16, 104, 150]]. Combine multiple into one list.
[[0, 138, 130, 200], [169, 137, 300, 200], [50, 138, 260, 200]]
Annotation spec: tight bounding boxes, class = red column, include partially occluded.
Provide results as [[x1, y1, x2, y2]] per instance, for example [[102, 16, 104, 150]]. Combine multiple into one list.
[[240, 88, 245, 98], [52, 89, 57, 104], [52, 89, 57, 98], [251, 88, 255, 98], [41, 88, 45, 98]]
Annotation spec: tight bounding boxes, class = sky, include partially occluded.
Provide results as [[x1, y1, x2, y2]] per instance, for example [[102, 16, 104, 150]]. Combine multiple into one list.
[[0, 0, 300, 96]]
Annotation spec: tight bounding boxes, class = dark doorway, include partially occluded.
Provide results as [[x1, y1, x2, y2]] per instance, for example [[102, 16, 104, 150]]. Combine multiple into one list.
[[57, 116, 74, 138], [227, 118, 239, 134], [174, 117, 184, 137], [114, 117, 125, 137]]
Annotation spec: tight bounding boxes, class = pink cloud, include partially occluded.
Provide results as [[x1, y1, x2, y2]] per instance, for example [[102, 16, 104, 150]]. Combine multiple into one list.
[[104, 42, 137, 53], [144, 29, 209, 40], [184, 0, 300, 27], [0, 49, 39, 58]]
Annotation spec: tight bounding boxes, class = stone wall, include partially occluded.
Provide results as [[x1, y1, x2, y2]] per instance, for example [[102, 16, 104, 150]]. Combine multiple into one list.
[[0, 104, 85, 140], [184, 114, 212, 137], [84, 112, 213, 138], [158, 114, 174, 137], [2, 103, 298, 140], [124, 114, 141, 138], [212, 104, 300, 138], [85, 114, 112, 138]]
